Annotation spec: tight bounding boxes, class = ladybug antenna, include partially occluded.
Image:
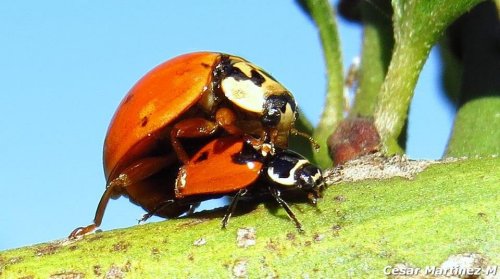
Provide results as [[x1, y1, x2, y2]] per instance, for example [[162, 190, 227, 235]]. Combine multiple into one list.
[[291, 128, 320, 151]]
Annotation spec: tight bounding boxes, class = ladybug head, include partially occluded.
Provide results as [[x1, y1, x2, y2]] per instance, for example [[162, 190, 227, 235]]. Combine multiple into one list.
[[261, 94, 298, 149], [265, 150, 325, 204], [295, 163, 325, 205]]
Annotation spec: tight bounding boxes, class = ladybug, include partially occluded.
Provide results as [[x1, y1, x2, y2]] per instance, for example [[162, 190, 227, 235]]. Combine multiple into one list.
[[172, 136, 326, 231], [70, 52, 315, 238], [105, 51, 306, 179], [70, 137, 324, 237], [142, 137, 324, 231]]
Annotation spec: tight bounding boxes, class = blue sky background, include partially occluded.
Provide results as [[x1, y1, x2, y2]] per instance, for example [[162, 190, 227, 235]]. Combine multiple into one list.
[[0, 1, 455, 251]]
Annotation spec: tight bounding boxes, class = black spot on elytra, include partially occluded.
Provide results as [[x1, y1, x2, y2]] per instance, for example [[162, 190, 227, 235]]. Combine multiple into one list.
[[141, 116, 149, 127], [123, 94, 134, 104], [200, 62, 210, 68], [194, 151, 209, 163]]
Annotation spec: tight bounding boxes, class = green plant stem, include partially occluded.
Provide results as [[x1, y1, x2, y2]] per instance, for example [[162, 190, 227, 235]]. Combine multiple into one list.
[[374, 41, 429, 154], [443, 1, 500, 156], [446, 98, 500, 157], [302, 0, 345, 168], [350, 0, 394, 117], [374, 0, 485, 154]]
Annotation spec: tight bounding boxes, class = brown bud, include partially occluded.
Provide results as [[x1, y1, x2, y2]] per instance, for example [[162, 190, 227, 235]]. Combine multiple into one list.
[[328, 117, 380, 166]]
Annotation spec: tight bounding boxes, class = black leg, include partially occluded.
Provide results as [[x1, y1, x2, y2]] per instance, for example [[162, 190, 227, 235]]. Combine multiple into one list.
[[269, 187, 304, 232], [186, 202, 201, 215], [139, 200, 175, 224], [221, 189, 247, 229]]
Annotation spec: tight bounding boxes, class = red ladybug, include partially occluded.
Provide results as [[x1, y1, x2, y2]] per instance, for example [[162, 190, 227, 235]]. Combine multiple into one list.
[[105, 51, 302, 180], [172, 136, 326, 231], [70, 136, 324, 237], [70, 52, 313, 238]]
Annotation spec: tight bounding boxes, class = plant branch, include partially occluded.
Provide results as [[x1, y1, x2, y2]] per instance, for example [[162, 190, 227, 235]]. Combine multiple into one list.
[[374, 0, 485, 154], [300, 0, 345, 168], [1, 157, 498, 277], [349, 0, 394, 117]]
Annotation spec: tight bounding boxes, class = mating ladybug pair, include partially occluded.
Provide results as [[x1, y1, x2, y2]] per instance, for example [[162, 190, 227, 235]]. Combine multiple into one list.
[[70, 52, 326, 238]]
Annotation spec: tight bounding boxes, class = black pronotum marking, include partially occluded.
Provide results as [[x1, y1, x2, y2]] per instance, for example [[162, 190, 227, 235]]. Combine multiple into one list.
[[261, 94, 296, 127], [217, 55, 266, 87], [249, 69, 265, 86], [267, 152, 300, 179]]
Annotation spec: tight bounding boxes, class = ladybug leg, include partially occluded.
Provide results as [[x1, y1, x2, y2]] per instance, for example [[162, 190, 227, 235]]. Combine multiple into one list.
[[69, 156, 174, 239], [215, 107, 242, 135], [186, 202, 201, 215], [171, 118, 219, 163], [140, 200, 200, 224], [241, 129, 275, 156], [221, 189, 248, 229], [268, 187, 304, 233], [217, 107, 275, 156], [68, 178, 125, 239], [139, 199, 176, 224], [171, 108, 243, 164]]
